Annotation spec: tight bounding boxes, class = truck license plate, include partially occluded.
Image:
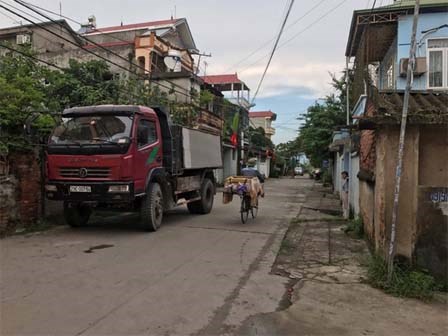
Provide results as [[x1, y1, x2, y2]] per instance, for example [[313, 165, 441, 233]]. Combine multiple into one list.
[[69, 185, 91, 193]]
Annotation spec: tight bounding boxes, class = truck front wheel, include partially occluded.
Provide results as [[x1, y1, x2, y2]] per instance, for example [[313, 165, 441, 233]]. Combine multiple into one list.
[[63, 202, 91, 227], [140, 182, 163, 232], [187, 178, 214, 215]]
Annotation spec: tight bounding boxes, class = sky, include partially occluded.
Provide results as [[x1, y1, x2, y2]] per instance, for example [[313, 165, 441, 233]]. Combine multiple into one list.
[[0, 0, 397, 144]]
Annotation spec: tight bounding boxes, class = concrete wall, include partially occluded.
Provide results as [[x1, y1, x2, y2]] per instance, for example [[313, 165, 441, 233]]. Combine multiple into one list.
[[414, 126, 448, 281], [334, 152, 342, 194], [360, 180, 375, 244], [375, 126, 419, 258], [257, 157, 270, 178], [223, 146, 237, 180], [349, 154, 360, 217]]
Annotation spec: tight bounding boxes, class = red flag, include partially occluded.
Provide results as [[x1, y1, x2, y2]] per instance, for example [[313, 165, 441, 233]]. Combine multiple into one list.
[[230, 133, 238, 147]]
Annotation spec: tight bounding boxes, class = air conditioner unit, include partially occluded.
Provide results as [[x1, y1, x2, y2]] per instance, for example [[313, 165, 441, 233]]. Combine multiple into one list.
[[16, 34, 31, 45], [399, 57, 427, 77]]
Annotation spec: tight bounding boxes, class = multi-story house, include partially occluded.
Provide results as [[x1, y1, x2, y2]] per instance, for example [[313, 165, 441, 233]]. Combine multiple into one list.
[[201, 74, 251, 181], [344, 0, 447, 281], [249, 110, 276, 140], [248, 111, 277, 178], [0, 17, 201, 104]]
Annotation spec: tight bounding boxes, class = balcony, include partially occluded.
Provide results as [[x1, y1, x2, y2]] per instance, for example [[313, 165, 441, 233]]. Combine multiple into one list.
[[265, 127, 275, 136], [227, 97, 251, 110]]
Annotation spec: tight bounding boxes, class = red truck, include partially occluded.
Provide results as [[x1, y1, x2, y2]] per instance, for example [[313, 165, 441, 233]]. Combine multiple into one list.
[[45, 105, 222, 231]]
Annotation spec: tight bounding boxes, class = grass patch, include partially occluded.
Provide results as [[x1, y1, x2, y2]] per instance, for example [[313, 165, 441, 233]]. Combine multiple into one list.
[[15, 219, 55, 235], [280, 238, 296, 254], [343, 217, 364, 239], [366, 254, 439, 301]]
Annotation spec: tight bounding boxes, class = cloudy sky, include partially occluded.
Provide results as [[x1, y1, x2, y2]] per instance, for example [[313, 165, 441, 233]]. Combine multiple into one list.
[[0, 0, 396, 143]]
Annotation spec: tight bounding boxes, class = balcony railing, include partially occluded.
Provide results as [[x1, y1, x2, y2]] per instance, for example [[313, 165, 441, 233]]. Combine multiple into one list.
[[227, 97, 251, 110], [265, 127, 275, 135]]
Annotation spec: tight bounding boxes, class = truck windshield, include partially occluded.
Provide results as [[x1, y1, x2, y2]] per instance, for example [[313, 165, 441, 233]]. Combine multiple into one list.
[[50, 115, 133, 145]]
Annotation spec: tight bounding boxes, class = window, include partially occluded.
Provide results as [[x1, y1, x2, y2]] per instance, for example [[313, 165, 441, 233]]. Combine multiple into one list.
[[137, 120, 157, 148], [428, 38, 448, 89]]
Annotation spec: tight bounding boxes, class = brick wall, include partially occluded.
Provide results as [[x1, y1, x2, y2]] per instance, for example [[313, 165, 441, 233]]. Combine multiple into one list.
[[0, 176, 18, 235], [360, 130, 376, 173], [359, 101, 377, 173], [12, 152, 42, 225], [0, 151, 43, 233]]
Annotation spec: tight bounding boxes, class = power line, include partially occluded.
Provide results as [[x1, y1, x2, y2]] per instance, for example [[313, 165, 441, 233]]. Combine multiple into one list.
[[251, 0, 295, 104], [1, 1, 254, 117], [239, 0, 349, 74], [16, 0, 83, 26], [12, 0, 222, 107], [0, 8, 20, 23], [0, 42, 65, 70], [2, 1, 196, 103], [224, 0, 328, 72]]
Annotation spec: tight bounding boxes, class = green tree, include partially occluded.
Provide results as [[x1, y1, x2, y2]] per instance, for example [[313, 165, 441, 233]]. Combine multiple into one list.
[[247, 127, 274, 150], [0, 47, 48, 154], [297, 75, 347, 167]]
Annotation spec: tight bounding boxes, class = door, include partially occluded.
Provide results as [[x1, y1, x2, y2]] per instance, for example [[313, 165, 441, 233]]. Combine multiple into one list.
[[134, 118, 162, 193]]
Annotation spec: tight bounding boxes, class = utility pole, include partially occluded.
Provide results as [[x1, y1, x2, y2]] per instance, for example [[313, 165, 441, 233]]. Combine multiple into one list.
[[387, 0, 420, 281], [346, 56, 350, 126]]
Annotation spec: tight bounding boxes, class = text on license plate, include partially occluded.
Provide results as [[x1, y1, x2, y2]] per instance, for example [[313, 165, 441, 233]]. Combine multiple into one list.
[[69, 185, 91, 193]]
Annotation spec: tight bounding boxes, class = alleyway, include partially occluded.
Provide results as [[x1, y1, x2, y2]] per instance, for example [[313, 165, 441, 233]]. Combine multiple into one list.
[[0, 178, 308, 336]]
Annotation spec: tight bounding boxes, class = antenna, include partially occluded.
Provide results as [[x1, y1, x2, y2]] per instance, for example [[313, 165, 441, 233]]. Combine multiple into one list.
[[59, 1, 62, 18], [164, 49, 182, 72], [164, 57, 178, 71]]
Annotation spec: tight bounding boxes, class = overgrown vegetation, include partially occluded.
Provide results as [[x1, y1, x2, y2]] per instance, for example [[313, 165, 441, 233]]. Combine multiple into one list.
[[343, 217, 364, 239], [366, 254, 439, 301]]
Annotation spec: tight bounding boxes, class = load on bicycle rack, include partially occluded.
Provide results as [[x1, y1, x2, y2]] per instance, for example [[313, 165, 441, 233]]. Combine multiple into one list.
[[222, 176, 262, 223]]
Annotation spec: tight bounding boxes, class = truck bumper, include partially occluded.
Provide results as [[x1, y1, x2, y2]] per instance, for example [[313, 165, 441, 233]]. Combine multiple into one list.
[[45, 181, 135, 203]]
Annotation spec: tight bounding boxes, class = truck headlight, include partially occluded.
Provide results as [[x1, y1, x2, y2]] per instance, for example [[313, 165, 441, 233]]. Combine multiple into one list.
[[108, 185, 130, 193], [45, 185, 57, 192]]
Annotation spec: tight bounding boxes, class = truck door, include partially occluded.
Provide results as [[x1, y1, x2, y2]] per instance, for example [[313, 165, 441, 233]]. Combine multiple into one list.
[[134, 117, 162, 193]]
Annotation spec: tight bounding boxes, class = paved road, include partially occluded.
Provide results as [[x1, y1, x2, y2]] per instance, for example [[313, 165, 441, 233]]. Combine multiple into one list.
[[0, 177, 310, 336]]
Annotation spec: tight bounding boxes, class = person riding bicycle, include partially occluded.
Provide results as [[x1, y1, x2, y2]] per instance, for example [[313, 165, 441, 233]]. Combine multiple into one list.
[[241, 158, 265, 198]]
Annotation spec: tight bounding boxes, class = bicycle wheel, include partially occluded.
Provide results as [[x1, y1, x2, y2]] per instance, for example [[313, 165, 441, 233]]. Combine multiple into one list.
[[240, 195, 250, 224], [251, 197, 259, 219]]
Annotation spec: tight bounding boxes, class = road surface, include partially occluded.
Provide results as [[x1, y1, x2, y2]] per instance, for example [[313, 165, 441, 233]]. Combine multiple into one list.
[[0, 177, 310, 336]]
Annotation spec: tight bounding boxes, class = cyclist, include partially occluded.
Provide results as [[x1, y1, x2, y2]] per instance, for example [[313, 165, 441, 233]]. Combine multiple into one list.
[[241, 158, 265, 198]]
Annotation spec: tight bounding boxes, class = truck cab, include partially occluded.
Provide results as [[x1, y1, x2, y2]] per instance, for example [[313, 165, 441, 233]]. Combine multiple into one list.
[[46, 105, 222, 231]]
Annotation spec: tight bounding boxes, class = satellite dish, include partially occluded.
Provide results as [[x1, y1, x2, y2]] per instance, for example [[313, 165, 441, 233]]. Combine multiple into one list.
[[164, 56, 179, 71]]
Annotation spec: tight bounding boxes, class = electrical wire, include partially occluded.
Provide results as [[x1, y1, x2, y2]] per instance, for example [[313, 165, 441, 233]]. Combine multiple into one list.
[[12, 0, 231, 109], [1, 1, 258, 120], [2, 1, 205, 106], [224, 0, 328, 73], [240, 0, 349, 74], [0, 7, 19, 23], [251, 0, 295, 104], [12, 0, 193, 97]]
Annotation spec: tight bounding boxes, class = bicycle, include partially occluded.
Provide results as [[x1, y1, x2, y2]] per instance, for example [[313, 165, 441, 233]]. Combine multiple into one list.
[[237, 184, 259, 224]]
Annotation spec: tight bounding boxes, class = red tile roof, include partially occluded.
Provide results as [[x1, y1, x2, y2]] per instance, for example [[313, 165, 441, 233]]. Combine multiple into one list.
[[249, 111, 277, 120], [84, 19, 178, 35], [201, 74, 241, 85]]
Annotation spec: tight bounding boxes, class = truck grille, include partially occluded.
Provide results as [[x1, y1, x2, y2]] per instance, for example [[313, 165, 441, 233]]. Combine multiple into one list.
[[59, 167, 111, 178]]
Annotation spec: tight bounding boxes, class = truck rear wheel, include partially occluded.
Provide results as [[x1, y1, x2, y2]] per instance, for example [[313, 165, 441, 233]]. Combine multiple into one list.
[[187, 178, 214, 214], [140, 182, 163, 232], [63, 202, 91, 227]]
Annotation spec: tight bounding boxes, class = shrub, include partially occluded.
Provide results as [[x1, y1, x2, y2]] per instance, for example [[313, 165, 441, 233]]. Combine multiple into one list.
[[366, 254, 438, 301], [343, 217, 364, 238]]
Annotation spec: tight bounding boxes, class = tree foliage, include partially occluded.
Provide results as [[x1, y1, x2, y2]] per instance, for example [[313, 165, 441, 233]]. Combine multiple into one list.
[[299, 91, 346, 167], [276, 74, 347, 168], [247, 127, 274, 150]]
